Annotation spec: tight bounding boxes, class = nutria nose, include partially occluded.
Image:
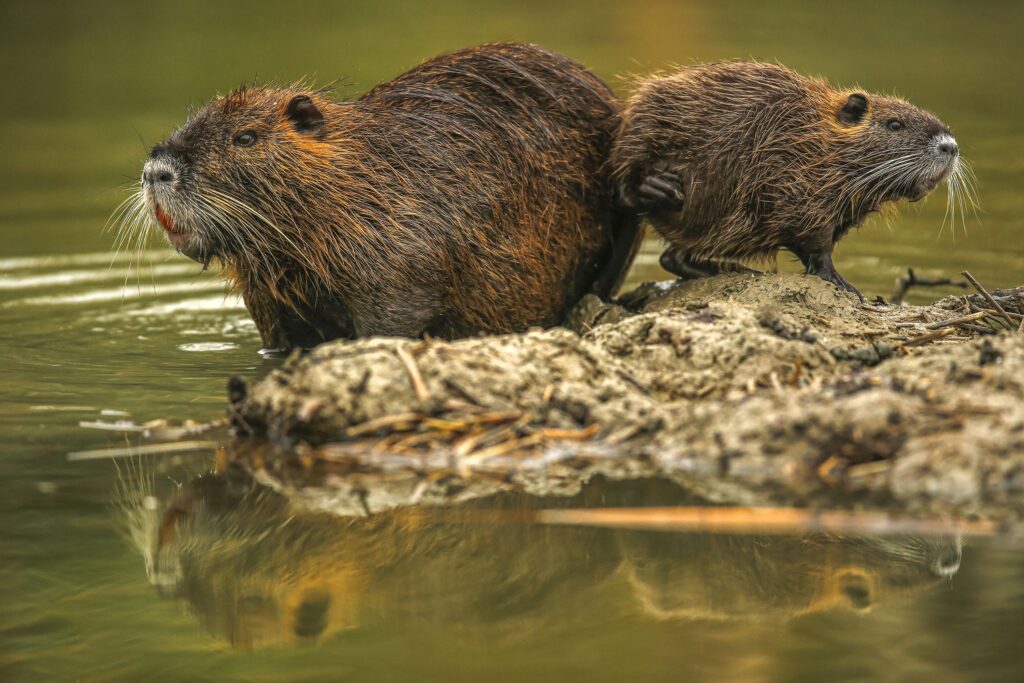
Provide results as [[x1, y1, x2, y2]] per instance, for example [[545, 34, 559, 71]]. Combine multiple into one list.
[[142, 160, 178, 186], [936, 135, 959, 157], [933, 548, 962, 576]]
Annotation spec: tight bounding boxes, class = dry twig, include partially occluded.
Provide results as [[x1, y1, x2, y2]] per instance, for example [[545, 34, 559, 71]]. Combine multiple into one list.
[[924, 310, 991, 330], [68, 440, 220, 461], [903, 327, 957, 347], [396, 346, 431, 401], [891, 268, 966, 305], [962, 270, 1015, 329]]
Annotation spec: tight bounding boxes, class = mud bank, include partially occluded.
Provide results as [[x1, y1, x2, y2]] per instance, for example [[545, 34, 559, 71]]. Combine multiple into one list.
[[230, 274, 1024, 519]]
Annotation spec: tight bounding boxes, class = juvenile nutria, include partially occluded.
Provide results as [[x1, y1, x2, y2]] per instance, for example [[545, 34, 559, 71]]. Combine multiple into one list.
[[621, 531, 961, 620], [612, 62, 966, 299], [128, 43, 640, 349]]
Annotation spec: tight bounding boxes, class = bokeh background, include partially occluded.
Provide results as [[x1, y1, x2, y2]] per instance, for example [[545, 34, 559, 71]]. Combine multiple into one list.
[[1, 0, 1021, 290]]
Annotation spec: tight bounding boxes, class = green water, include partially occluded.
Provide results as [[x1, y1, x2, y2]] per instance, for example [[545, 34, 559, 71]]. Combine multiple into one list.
[[1, 1, 1022, 681]]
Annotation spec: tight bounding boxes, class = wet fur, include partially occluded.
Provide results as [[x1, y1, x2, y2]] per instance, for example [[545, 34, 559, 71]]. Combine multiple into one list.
[[611, 62, 963, 295], [142, 43, 640, 348]]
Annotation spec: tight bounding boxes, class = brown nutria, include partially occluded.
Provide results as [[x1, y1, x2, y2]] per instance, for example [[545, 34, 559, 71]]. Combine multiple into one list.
[[120, 468, 959, 649], [620, 531, 961, 620], [611, 62, 968, 300], [126, 43, 641, 349]]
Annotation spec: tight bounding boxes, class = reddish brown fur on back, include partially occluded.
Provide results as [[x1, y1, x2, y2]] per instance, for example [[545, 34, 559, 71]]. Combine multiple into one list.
[[153, 43, 641, 348]]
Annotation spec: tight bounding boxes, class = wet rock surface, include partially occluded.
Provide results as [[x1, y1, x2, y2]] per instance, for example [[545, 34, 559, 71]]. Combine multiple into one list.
[[230, 274, 1024, 520]]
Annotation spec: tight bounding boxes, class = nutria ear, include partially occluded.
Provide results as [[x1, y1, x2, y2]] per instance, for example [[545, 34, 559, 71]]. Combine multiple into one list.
[[285, 95, 325, 134], [838, 93, 868, 125], [838, 573, 873, 611]]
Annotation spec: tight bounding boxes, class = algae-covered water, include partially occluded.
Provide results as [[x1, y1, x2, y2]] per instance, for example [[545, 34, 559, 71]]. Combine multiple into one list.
[[2, 1, 1023, 681]]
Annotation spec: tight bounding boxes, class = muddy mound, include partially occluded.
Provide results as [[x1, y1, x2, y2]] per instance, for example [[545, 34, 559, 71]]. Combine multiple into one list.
[[231, 274, 1024, 519]]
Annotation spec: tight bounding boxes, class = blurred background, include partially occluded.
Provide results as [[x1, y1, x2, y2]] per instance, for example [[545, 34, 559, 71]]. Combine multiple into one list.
[[1, 0, 1021, 288], [1, 2, 1022, 681]]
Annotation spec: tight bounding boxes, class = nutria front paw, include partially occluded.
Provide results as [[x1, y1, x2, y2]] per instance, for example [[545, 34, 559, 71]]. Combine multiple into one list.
[[824, 271, 866, 302], [660, 249, 761, 281], [802, 252, 865, 302], [660, 248, 717, 279], [795, 248, 866, 302], [636, 172, 685, 214]]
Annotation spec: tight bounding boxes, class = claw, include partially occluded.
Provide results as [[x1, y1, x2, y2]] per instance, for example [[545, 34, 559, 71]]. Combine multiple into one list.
[[823, 271, 865, 301], [636, 171, 685, 213], [660, 249, 758, 281], [660, 249, 714, 279], [801, 250, 864, 302]]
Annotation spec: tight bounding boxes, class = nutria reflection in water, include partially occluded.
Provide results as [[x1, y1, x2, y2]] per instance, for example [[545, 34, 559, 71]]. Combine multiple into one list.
[[117, 465, 618, 649], [116, 469, 961, 650], [620, 531, 961, 621]]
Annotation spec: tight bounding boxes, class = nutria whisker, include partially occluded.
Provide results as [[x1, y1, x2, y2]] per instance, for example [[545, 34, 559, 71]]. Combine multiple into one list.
[[201, 189, 298, 255], [199, 188, 335, 299], [838, 158, 923, 221], [848, 157, 924, 194], [941, 173, 958, 241], [957, 161, 982, 240], [945, 161, 970, 240], [110, 190, 154, 289], [956, 160, 979, 213], [958, 158, 980, 205], [198, 193, 278, 266], [126, 206, 153, 291], [953, 169, 971, 238], [844, 164, 921, 214], [106, 191, 142, 241], [192, 195, 269, 278], [107, 194, 139, 263], [207, 202, 299, 296], [846, 155, 922, 192], [109, 191, 146, 259]]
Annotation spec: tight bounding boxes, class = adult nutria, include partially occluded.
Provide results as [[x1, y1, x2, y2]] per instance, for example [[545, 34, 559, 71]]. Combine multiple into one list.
[[122, 468, 617, 649], [127, 43, 641, 349], [119, 468, 958, 650], [611, 62, 967, 300]]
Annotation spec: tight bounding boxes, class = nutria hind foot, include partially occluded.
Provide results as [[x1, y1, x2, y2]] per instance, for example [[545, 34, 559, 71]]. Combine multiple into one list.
[[636, 171, 685, 214], [798, 249, 865, 302], [659, 247, 760, 281]]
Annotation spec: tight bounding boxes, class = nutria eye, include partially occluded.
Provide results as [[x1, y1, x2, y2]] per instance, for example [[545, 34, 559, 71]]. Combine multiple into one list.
[[234, 131, 258, 147], [887, 119, 904, 132]]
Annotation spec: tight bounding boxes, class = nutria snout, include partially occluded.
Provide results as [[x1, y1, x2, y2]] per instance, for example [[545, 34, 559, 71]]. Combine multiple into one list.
[[125, 43, 642, 349], [141, 156, 195, 256], [907, 132, 960, 202], [612, 62, 972, 300]]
